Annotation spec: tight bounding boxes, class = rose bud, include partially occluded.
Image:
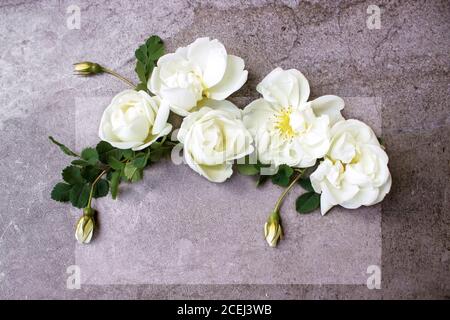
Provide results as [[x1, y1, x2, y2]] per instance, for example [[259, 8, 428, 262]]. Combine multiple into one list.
[[264, 211, 283, 247], [73, 61, 103, 76], [75, 208, 95, 244]]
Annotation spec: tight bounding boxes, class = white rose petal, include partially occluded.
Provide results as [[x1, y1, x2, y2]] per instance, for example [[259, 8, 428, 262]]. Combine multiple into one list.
[[310, 119, 391, 215], [99, 90, 172, 151], [309, 95, 345, 126], [244, 67, 336, 168], [149, 37, 248, 116], [208, 55, 248, 100], [178, 100, 253, 183]]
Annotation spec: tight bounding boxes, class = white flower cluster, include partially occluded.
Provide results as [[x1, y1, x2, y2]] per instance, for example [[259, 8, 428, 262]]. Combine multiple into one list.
[[99, 37, 391, 214]]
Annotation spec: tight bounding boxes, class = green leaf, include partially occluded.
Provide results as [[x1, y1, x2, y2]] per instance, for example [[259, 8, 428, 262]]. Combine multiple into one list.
[[124, 162, 143, 182], [122, 149, 134, 160], [299, 177, 314, 192], [48, 136, 78, 157], [81, 166, 102, 183], [62, 166, 84, 185], [69, 183, 90, 208], [71, 159, 90, 167], [81, 147, 99, 165], [102, 149, 123, 164], [110, 170, 121, 200], [97, 141, 123, 164], [150, 141, 162, 150], [135, 60, 147, 84], [145, 35, 165, 60], [271, 165, 294, 187], [149, 149, 162, 162], [295, 192, 320, 214], [237, 164, 259, 176], [96, 141, 114, 156], [132, 152, 149, 169], [50, 183, 72, 202], [149, 140, 171, 162], [135, 83, 148, 91], [93, 179, 109, 198], [256, 175, 269, 187], [135, 45, 147, 61], [107, 156, 125, 170], [149, 147, 172, 162], [134, 35, 164, 89]]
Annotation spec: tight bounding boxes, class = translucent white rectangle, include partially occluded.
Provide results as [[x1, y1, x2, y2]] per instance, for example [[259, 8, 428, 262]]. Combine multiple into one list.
[[74, 96, 382, 285]]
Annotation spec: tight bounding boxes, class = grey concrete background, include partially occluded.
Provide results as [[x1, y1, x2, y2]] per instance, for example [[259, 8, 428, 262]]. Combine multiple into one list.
[[0, 0, 449, 299]]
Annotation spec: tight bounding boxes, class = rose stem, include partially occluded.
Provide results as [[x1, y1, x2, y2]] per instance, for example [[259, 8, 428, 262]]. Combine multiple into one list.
[[273, 169, 304, 214], [101, 67, 136, 88], [86, 169, 108, 209]]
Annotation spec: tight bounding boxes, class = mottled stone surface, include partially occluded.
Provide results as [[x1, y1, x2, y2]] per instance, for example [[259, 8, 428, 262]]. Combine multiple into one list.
[[0, 0, 449, 299], [72, 96, 381, 286]]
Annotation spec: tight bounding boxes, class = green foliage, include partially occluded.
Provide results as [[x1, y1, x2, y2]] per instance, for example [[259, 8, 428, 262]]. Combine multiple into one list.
[[62, 166, 84, 185], [149, 138, 172, 162], [135, 35, 164, 90], [109, 171, 121, 200], [271, 165, 294, 187], [255, 175, 269, 187], [122, 149, 134, 160], [295, 192, 320, 214], [93, 179, 109, 198], [48, 136, 79, 157], [50, 135, 174, 211], [235, 156, 274, 187], [96, 141, 115, 163], [50, 183, 72, 202], [81, 148, 99, 165], [237, 164, 259, 176], [124, 162, 143, 182], [81, 166, 102, 183], [132, 152, 149, 169], [69, 183, 91, 208], [107, 156, 125, 170], [71, 159, 90, 167], [298, 177, 314, 192]]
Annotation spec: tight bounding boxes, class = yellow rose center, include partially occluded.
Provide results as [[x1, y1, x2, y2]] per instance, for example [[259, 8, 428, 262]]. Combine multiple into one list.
[[275, 107, 295, 139]]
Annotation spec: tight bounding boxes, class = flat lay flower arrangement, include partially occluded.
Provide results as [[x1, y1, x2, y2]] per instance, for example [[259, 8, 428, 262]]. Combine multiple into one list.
[[50, 35, 391, 247]]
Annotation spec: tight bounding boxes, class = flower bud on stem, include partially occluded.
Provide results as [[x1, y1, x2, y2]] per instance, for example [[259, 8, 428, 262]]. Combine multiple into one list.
[[73, 62, 136, 88], [75, 169, 108, 244], [75, 207, 95, 244], [264, 168, 304, 247]]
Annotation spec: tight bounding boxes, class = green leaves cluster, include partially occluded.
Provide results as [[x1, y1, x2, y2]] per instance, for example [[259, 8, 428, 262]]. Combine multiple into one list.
[[271, 165, 294, 187], [50, 140, 110, 208], [49, 136, 173, 209], [135, 35, 164, 91], [295, 168, 320, 214], [236, 158, 272, 187], [237, 159, 321, 214]]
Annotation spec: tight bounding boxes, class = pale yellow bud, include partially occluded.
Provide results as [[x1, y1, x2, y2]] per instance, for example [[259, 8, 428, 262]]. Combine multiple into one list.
[[73, 61, 103, 76], [75, 208, 95, 244], [264, 212, 282, 247]]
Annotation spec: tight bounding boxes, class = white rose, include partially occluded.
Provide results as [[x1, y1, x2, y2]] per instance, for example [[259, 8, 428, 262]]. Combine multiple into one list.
[[177, 100, 254, 183], [149, 37, 248, 116], [99, 90, 172, 150], [310, 119, 392, 215], [243, 67, 345, 168]]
